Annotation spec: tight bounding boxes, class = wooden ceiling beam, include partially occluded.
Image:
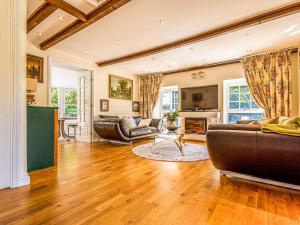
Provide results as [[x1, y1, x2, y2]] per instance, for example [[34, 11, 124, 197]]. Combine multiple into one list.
[[40, 0, 131, 50], [96, 2, 300, 67], [27, 2, 57, 33], [162, 59, 241, 75], [45, 0, 87, 22]]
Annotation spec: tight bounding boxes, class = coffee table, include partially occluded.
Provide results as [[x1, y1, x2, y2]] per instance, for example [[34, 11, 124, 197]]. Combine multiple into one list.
[[153, 128, 187, 155]]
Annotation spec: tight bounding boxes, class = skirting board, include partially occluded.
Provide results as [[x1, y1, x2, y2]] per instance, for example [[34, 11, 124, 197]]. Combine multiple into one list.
[[220, 170, 300, 191]]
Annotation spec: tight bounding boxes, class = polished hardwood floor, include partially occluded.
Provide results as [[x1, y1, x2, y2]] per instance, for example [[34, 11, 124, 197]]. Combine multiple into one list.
[[0, 140, 300, 225]]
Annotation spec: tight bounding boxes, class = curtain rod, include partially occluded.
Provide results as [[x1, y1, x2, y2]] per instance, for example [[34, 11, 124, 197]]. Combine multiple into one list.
[[243, 47, 298, 58]]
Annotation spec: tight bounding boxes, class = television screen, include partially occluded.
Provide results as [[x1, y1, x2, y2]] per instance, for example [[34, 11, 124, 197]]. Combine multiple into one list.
[[181, 85, 218, 111]]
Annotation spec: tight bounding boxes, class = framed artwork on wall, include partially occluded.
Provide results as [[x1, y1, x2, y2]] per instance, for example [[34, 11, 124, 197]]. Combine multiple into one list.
[[100, 99, 109, 112], [109, 75, 133, 100], [132, 101, 140, 112], [26, 54, 43, 83]]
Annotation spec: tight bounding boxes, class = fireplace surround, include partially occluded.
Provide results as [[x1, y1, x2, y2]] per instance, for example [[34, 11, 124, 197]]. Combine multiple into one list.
[[185, 117, 207, 135]]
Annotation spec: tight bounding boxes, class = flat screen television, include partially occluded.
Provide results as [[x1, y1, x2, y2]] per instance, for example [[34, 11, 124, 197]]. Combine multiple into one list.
[[181, 85, 218, 111]]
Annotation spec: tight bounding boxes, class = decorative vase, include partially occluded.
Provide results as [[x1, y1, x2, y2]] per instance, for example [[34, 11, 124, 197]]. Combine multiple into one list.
[[169, 120, 175, 128]]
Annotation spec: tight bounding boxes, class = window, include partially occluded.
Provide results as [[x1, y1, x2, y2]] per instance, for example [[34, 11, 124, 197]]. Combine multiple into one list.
[[50, 87, 78, 118], [153, 86, 178, 119], [224, 78, 264, 124]]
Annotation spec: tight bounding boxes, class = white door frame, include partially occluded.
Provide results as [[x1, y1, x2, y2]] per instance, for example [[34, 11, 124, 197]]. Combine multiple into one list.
[[1, 0, 30, 188], [48, 58, 94, 143]]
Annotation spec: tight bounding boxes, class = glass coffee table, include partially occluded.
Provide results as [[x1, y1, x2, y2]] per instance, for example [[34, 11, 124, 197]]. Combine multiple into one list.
[[153, 128, 187, 155]]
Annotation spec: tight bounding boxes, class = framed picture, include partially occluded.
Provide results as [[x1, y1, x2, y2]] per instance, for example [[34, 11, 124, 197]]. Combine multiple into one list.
[[100, 99, 109, 112], [27, 54, 43, 83], [109, 75, 133, 100], [132, 101, 140, 112]]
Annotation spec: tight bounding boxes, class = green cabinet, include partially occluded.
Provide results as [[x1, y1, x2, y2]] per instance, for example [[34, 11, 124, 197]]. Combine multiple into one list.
[[27, 106, 58, 172]]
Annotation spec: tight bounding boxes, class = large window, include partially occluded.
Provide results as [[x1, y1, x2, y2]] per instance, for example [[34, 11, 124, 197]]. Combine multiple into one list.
[[153, 86, 178, 119], [224, 79, 264, 124], [50, 87, 78, 118]]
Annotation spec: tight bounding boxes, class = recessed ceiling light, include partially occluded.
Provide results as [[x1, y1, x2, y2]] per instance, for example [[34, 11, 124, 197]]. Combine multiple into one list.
[[37, 32, 42, 36], [245, 32, 249, 36], [189, 47, 194, 51], [151, 57, 156, 60], [282, 24, 298, 34], [113, 37, 120, 41], [170, 61, 177, 65], [246, 50, 252, 53], [160, 19, 165, 24], [58, 16, 64, 21], [289, 30, 300, 36]]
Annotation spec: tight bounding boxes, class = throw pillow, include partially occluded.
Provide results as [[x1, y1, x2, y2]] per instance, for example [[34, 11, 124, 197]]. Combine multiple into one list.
[[118, 115, 137, 130], [138, 119, 152, 128]]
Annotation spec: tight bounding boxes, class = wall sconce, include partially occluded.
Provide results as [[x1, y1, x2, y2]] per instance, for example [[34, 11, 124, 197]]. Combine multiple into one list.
[[191, 71, 205, 80]]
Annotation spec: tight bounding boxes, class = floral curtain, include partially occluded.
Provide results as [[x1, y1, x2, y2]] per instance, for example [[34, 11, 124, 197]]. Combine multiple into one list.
[[139, 74, 163, 118], [241, 50, 292, 119]]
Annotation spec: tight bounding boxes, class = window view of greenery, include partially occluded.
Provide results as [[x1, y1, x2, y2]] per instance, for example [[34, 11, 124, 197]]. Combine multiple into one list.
[[228, 85, 263, 124], [50, 87, 78, 118], [50, 87, 58, 107], [229, 85, 259, 110], [64, 89, 78, 118]]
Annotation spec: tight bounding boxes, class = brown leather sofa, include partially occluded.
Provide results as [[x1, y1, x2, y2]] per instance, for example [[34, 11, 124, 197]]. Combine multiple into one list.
[[206, 124, 300, 186], [94, 115, 161, 144]]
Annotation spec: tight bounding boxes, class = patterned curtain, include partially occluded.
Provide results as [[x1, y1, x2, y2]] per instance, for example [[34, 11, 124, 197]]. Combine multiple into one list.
[[139, 74, 163, 118], [241, 50, 292, 119]]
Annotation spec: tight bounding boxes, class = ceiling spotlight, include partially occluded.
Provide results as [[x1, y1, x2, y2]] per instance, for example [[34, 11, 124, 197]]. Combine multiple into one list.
[[189, 47, 194, 51], [170, 61, 177, 65], [58, 16, 64, 21], [160, 19, 165, 24], [113, 37, 120, 41], [151, 57, 156, 60], [246, 49, 252, 53], [37, 32, 42, 36]]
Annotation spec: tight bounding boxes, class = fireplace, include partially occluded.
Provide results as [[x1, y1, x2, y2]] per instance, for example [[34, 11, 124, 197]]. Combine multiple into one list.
[[184, 117, 207, 135]]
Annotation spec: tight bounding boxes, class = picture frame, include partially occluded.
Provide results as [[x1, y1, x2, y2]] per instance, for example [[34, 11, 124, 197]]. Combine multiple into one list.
[[132, 101, 140, 112], [100, 99, 109, 112], [26, 54, 43, 83], [109, 75, 133, 100]]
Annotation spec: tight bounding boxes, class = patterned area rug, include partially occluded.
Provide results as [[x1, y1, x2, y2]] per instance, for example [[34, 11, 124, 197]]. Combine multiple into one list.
[[132, 142, 209, 162]]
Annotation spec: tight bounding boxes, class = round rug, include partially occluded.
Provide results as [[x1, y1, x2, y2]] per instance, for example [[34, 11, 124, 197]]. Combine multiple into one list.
[[132, 142, 209, 162]]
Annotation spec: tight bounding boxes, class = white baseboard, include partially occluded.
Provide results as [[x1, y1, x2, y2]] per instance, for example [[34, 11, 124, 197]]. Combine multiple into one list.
[[221, 170, 300, 191], [14, 174, 30, 188]]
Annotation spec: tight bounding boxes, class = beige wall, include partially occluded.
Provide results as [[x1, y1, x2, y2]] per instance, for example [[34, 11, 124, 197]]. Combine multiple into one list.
[[161, 63, 244, 121], [27, 42, 139, 119], [162, 56, 300, 120]]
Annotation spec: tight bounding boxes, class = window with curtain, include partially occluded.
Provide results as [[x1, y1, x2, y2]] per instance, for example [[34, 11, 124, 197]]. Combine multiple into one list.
[[224, 78, 264, 124], [50, 87, 78, 118], [153, 86, 178, 119]]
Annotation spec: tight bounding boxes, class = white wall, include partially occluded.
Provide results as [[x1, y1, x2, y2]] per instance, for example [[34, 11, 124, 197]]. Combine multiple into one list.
[[0, 0, 12, 188], [161, 63, 244, 121], [27, 42, 139, 119], [51, 66, 80, 89]]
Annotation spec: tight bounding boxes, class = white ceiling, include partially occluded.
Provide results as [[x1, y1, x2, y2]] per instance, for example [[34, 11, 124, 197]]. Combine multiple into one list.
[[27, 0, 300, 74]]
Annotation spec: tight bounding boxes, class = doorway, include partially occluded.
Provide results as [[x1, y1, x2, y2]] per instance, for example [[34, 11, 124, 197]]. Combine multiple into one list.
[[49, 59, 94, 143]]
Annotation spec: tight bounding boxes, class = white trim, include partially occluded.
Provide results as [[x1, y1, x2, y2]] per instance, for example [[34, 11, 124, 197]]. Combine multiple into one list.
[[221, 170, 300, 191], [10, 0, 30, 188]]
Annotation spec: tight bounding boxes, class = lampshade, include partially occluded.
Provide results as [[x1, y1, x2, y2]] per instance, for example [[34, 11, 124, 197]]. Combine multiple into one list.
[[26, 78, 37, 92]]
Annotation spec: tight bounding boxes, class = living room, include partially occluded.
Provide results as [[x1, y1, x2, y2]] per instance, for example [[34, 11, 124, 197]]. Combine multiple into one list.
[[1, 0, 300, 224]]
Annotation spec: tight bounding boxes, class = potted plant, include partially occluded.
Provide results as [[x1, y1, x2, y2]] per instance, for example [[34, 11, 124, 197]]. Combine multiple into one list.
[[163, 111, 179, 130]]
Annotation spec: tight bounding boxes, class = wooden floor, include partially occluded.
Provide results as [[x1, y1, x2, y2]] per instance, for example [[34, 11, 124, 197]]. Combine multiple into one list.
[[0, 140, 300, 225]]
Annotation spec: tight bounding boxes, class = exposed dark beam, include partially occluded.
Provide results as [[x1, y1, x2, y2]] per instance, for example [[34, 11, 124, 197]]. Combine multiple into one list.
[[40, 0, 132, 50], [161, 47, 298, 75], [45, 0, 87, 22], [96, 2, 300, 67], [27, 2, 57, 33], [162, 59, 241, 75]]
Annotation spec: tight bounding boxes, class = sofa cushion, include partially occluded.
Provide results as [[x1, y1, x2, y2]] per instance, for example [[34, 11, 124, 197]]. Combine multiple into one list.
[[130, 127, 153, 137], [138, 119, 152, 127], [118, 115, 137, 130]]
